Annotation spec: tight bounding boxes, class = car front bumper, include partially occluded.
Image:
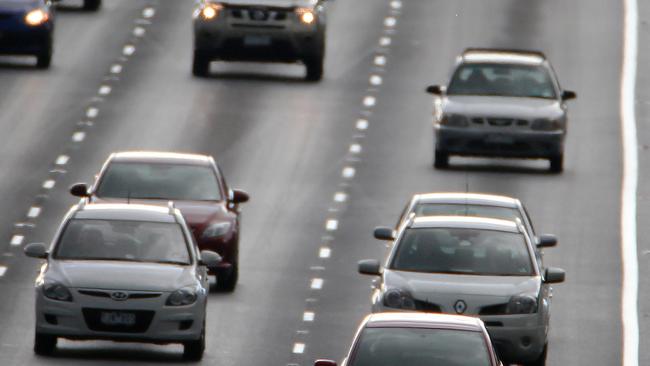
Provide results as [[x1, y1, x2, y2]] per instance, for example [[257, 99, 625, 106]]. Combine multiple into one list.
[[35, 289, 206, 344], [481, 314, 546, 363], [0, 25, 52, 55], [435, 126, 564, 159]]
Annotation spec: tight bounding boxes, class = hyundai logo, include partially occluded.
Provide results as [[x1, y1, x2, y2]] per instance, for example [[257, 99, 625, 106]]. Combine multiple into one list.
[[454, 300, 467, 314], [110, 291, 129, 301]]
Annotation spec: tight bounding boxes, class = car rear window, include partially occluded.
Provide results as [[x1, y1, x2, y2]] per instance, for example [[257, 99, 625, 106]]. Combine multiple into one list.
[[96, 162, 222, 201], [414, 203, 521, 222], [391, 227, 533, 276], [447, 63, 556, 99], [349, 327, 491, 366]]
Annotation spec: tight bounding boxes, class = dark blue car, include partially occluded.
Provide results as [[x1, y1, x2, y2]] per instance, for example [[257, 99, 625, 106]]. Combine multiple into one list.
[[0, 0, 54, 68]]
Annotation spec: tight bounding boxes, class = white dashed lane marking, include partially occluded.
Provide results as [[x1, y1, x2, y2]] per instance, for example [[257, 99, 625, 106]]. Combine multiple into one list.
[[379, 36, 391, 46], [86, 107, 99, 119], [42, 180, 55, 189], [303, 312, 315, 322], [363, 96, 376, 108], [133, 26, 146, 37], [55, 155, 69, 166], [72, 132, 86, 142], [356, 119, 369, 130], [384, 17, 397, 27], [350, 143, 362, 154], [319, 247, 331, 258], [292, 343, 305, 354], [334, 192, 347, 203], [374, 55, 387, 66], [0, 266, 6, 277], [98, 85, 112, 96], [342, 166, 356, 179], [10, 235, 23, 246], [27, 207, 41, 219], [325, 219, 338, 231], [370, 75, 383, 86], [123, 45, 136, 56], [142, 7, 156, 18], [310, 278, 323, 290], [390, 0, 402, 9], [110, 64, 123, 74]]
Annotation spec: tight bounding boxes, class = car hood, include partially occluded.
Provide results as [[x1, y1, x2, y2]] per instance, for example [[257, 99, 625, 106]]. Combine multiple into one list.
[[0, 1, 35, 13], [221, 0, 318, 8], [442, 95, 563, 119], [47, 260, 195, 291], [384, 269, 540, 313]]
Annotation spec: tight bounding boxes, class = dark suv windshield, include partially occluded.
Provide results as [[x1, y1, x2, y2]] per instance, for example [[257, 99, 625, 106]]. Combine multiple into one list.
[[349, 327, 491, 366], [391, 227, 533, 276], [55, 219, 191, 265], [447, 63, 556, 99], [96, 162, 222, 201]]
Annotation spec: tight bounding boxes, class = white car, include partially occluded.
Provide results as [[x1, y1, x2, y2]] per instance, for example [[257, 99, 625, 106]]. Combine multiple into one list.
[[24, 202, 221, 360]]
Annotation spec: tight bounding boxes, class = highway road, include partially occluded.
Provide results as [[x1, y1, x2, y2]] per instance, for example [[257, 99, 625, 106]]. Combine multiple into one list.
[[0, 0, 634, 365]]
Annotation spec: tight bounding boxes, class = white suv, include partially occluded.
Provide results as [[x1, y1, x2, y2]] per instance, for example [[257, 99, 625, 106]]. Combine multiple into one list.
[[24, 202, 221, 360]]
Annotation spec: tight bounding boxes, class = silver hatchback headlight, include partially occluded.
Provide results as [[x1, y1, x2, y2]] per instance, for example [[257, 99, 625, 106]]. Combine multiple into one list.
[[166, 287, 199, 306], [42, 282, 73, 302]]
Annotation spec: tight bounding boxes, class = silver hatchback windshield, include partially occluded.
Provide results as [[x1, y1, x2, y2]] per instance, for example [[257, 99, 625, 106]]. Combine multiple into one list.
[[349, 327, 491, 366], [447, 63, 556, 99], [96, 162, 222, 201], [391, 227, 533, 276], [54, 219, 191, 265]]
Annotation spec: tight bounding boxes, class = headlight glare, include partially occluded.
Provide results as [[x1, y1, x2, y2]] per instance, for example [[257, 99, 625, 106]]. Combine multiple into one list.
[[506, 294, 537, 314], [531, 118, 561, 131], [166, 287, 198, 306], [43, 283, 73, 302], [197, 3, 222, 20], [25, 8, 49, 26], [383, 289, 416, 310], [296, 8, 316, 24], [442, 114, 469, 127], [202, 222, 232, 239]]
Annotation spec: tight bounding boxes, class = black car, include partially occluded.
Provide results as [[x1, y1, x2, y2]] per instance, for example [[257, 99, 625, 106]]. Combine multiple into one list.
[[0, 0, 54, 68], [426, 48, 576, 172]]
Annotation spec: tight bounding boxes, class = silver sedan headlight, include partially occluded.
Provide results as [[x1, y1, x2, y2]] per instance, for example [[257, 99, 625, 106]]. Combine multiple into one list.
[[166, 287, 198, 306], [383, 288, 416, 310], [43, 282, 73, 302], [531, 118, 562, 131], [202, 222, 232, 239], [441, 114, 469, 127]]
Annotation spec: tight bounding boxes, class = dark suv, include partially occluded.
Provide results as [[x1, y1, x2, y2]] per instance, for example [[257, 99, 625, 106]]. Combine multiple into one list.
[[426, 48, 576, 172], [192, 0, 330, 80], [70, 151, 249, 291]]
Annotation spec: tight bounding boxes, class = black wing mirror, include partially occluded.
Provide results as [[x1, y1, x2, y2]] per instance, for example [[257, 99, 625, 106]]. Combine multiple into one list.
[[373, 226, 395, 241], [70, 183, 89, 197], [24, 243, 48, 259], [536, 234, 557, 248], [561, 90, 576, 101], [358, 259, 382, 276], [230, 189, 249, 204], [544, 267, 565, 284], [425, 85, 442, 95]]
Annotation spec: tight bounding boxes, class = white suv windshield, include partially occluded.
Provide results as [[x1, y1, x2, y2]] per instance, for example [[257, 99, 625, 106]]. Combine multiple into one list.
[[391, 228, 533, 276], [55, 219, 191, 265]]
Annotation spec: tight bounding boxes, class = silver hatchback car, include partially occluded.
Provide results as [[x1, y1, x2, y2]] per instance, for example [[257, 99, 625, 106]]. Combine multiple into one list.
[[25, 203, 221, 360], [192, 0, 330, 80], [358, 216, 565, 366]]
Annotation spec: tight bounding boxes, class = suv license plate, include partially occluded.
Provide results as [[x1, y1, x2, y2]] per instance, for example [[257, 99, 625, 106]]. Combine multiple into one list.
[[244, 35, 271, 46], [100, 311, 136, 326], [486, 134, 514, 144]]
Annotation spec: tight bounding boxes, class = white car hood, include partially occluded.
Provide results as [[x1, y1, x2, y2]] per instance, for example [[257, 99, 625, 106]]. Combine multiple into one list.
[[48, 260, 195, 292]]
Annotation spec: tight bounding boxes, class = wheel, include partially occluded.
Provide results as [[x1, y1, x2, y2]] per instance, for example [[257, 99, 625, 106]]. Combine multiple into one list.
[[434, 149, 449, 169], [183, 324, 205, 361], [83, 0, 101, 11], [523, 343, 547, 366], [215, 263, 238, 292], [36, 40, 52, 69], [549, 154, 563, 173], [34, 333, 57, 355], [192, 50, 210, 77], [305, 56, 324, 81]]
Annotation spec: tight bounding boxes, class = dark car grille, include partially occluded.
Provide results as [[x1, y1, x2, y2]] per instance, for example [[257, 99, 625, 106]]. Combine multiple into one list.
[[82, 308, 154, 333], [479, 303, 509, 315], [470, 117, 529, 127], [414, 299, 442, 313], [78, 290, 161, 300], [228, 7, 289, 22]]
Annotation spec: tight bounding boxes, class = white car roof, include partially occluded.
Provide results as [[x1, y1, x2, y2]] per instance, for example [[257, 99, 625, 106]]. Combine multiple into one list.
[[366, 312, 484, 331], [410, 216, 520, 233], [412, 192, 519, 208]]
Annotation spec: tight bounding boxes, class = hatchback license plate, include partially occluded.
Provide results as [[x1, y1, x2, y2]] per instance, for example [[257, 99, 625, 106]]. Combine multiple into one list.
[[244, 35, 271, 46], [100, 311, 136, 326]]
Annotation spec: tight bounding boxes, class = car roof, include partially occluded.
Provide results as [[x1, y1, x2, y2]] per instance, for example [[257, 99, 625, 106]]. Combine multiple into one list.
[[365, 312, 484, 332], [109, 151, 212, 166], [410, 216, 520, 233], [412, 192, 519, 208], [73, 203, 177, 223], [460, 48, 546, 66]]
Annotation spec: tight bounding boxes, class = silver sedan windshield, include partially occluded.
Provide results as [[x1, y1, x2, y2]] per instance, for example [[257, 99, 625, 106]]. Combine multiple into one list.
[[391, 228, 533, 276], [54, 219, 191, 265]]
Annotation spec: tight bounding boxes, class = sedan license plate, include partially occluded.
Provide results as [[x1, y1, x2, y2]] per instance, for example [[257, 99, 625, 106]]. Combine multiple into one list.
[[486, 134, 514, 144], [243, 35, 271, 47], [100, 311, 136, 327]]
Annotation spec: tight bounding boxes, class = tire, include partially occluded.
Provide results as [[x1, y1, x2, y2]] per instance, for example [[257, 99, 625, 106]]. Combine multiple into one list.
[[434, 149, 449, 169], [34, 333, 57, 356], [216, 263, 238, 292], [36, 39, 52, 69], [549, 154, 563, 173], [83, 0, 101, 11], [192, 50, 210, 77], [183, 324, 205, 362], [305, 56, 324, 82], [523, 343, 547, 366]]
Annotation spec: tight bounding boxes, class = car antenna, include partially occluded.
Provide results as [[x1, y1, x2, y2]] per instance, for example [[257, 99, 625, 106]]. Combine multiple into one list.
[[168, 201, 175, 215], [464, 172, 469, 216]]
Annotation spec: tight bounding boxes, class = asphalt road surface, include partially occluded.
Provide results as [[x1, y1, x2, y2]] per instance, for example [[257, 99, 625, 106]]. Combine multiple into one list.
[[0, 0, 636, 365]]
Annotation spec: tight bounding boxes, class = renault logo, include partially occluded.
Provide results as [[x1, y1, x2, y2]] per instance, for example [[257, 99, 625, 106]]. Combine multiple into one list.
[[110, 291, 129, 301], [454, 300, 467, 314]]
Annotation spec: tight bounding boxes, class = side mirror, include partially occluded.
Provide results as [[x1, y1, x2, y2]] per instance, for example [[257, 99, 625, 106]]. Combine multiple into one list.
[[70, 183, 90, 197], [536, 234, 557, 248], [24, 243, 48, 259], [544, 267, 565, 284], [358, 259, 382, 276], [315, 360, 338, 366], [425, 85, 442, 95], [200, 250, 222, 268], [230, 189, 249, 204], [373, 226, 395, 241], [561, 90, 576, 101]]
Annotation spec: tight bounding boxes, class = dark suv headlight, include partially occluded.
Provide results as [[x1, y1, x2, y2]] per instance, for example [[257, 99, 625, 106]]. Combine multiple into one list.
[[531, 118, 562, 131], [383, 289, 416, 310], [506, 294, 538, 314], [441, 114, 469, 127]]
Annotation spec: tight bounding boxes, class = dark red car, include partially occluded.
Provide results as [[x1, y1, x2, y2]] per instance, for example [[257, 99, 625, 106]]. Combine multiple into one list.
[[70, 151, 249, 291]]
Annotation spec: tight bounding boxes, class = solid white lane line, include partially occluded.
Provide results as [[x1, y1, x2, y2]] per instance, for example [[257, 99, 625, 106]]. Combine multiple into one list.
[[10, 235, 23, 246], [303, 312, 315, 322], [342, 167, 356, 179], [621, 0, 639, 364], [350, 143, 362, 154], [98, 85, 112, 96], [72, 132, 86, 142], [55, 155, 69, 165], [42, 180, 55, 189], [319, 247, 331, 258], [292, 343, 305, 354], [0, 266, 6, 277], [27, 207, 41, 219], [325, 219, 338, 231], [356, 118, 369, 130], [86, 107, 99, 119], [310, 278, 323, 290]]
